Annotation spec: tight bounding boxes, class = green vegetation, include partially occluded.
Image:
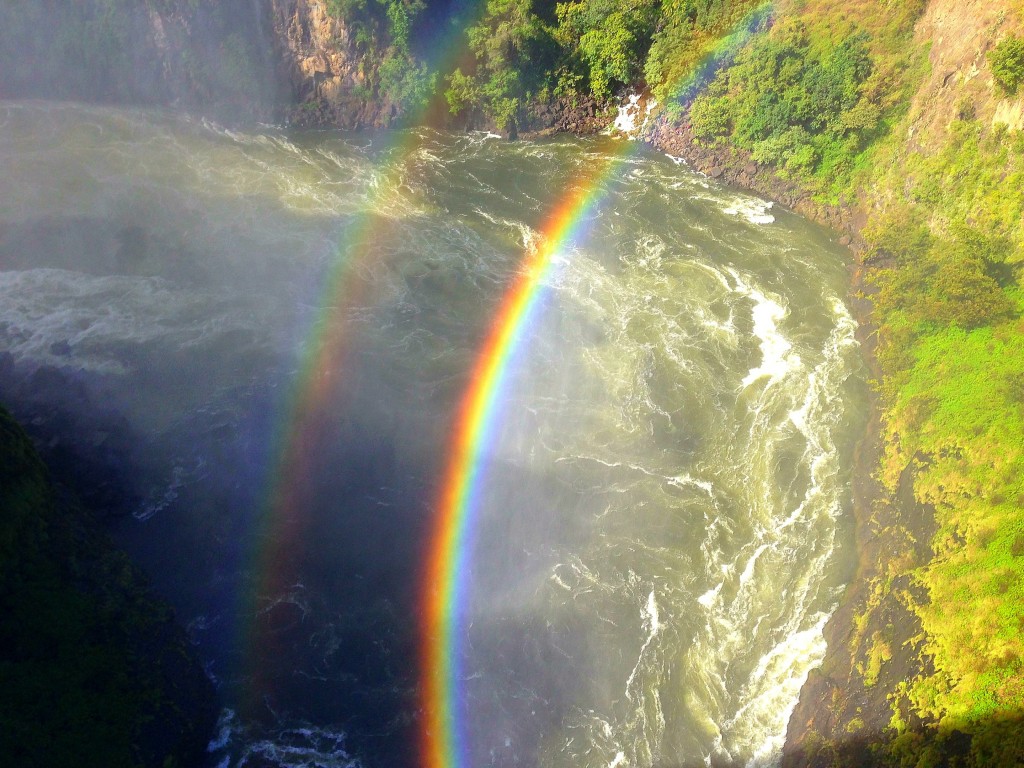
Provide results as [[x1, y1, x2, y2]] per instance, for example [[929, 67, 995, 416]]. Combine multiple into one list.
[[989, 35, 1024, 95], [445, 0, 558, 129], [554, 0, 658, 99], [644, 0, 767, 105], [326, 0, 437, 113], [690, 19, 878, 193], [439, 0, 773, 129]]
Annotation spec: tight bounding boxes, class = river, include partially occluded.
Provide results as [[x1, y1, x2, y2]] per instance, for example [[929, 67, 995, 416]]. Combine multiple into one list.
[[0, 101, 866, 768]]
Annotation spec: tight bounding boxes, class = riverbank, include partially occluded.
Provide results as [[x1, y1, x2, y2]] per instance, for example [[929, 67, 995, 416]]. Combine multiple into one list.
[[631, 110, 922, 764]]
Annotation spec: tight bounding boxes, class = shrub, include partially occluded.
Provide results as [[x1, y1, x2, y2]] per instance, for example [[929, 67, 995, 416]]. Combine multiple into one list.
[[443, 0, 556, 128], [554, 0, 658, 98], [989, 35, 1024, 95]]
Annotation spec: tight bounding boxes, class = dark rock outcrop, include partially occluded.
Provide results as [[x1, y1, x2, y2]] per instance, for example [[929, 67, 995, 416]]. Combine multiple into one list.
[[0, 404, 217, 767]]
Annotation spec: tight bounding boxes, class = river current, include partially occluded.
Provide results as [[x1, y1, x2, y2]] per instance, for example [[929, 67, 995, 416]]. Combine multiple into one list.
[[0, 102, 865, 768]]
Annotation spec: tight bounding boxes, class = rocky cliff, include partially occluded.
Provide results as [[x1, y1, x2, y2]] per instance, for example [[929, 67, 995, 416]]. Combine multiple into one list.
[[268, 0, 404, 128], [0, 0, 285, 122], [0, 403, 217, 768]]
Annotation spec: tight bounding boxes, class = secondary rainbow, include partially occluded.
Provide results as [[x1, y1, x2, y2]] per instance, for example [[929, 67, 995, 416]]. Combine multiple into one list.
[[242, 1, 490, 711]]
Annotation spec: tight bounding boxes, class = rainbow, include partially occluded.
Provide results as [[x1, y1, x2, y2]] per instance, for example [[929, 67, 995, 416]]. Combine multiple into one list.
[[242, 0, 776, 752], [242, 0, 488, 712], [418, 4, 774, 765], [419, 141, 630, 768]]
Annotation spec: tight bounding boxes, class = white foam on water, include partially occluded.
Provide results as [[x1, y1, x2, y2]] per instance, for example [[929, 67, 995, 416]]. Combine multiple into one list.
[[134, 456, 207, 521], [723, 197, 775, 225], [668, 474, 716, 497], [697, 583, 723, 608], [206, 706, 363, 768], [0, 269, 264, 374], [738, 543, 769, 587], [727, 613, 832, 768], [207, 709, 236, 752], [728, 269, 800, 389], [612, 93, 643, 136]]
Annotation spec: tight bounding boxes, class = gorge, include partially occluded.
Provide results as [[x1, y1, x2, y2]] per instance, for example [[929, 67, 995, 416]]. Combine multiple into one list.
[[1, 1, 1023, 767]]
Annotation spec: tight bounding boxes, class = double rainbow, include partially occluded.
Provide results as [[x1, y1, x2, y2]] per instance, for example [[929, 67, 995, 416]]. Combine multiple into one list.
[[245, 0, 775, 756]]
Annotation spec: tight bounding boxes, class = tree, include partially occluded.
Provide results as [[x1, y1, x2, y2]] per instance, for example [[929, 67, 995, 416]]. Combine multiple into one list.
[[989, 35, 1024, 95], [445, 0, 555, 129], [554, 0, 658, 98]]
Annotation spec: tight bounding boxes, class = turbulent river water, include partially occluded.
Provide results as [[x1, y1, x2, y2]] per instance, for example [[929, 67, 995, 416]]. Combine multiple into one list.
[[0, 102, 866, 768]]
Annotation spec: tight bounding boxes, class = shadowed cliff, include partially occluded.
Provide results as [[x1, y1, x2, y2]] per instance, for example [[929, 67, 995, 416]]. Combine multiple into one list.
[[0, 404, 217, 767]]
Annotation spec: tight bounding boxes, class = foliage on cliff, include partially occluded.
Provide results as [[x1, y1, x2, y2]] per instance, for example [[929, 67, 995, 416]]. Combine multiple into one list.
[[441, 0, 1022, 760], [437, 0, 769, 128], [0, 405, 217, 768], [325, 0, 437, 113], [444, 0, 560, 128], [989, 34, 1024, 95]]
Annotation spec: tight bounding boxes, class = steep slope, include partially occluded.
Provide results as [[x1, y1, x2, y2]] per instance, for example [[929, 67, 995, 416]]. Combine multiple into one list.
[[0, 0, 286, 122], [0, 404, 217, 767]]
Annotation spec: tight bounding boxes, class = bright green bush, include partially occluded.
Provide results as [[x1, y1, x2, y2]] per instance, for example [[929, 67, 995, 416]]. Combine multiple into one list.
[[687, 20, 876, 191], [644, 0, 767, 104], [988, 35, 1024, 95], [554, 0, 658, 98]]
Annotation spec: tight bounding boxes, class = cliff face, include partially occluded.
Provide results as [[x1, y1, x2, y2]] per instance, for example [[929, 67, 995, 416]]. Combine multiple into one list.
[[0, 0, 419, 128], [0, 0, 286, 123], [0, 404, 217, 767], [268, 0, 401, 128], [911, 0, 1024, 142]]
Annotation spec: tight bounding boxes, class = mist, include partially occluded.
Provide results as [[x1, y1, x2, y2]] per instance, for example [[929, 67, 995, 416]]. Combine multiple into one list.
[[0, 35, 864, 768], [0, 0, 284, 123]]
